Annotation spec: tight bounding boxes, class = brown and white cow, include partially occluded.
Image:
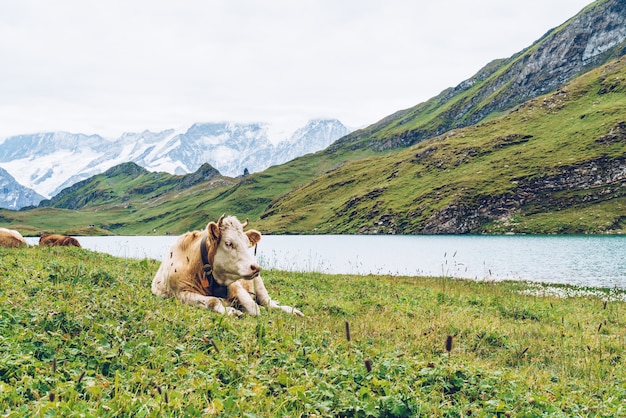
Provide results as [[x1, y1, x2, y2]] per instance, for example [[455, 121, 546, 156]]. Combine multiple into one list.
[[0, 227, 28, 248], [151, 215, 303, 316], [39, 234, 81, 247]]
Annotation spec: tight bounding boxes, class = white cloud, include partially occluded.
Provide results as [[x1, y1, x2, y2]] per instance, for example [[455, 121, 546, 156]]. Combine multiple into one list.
[[0, 0, 595, 138]]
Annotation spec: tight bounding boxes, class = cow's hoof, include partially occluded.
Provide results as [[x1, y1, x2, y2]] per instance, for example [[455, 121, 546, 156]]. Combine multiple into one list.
[[280, 305, 304, 317], [225, 307, 243, 316]]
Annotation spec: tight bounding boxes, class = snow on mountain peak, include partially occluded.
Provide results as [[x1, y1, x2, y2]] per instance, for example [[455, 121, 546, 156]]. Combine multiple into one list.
[[0, 119, 352, 204]]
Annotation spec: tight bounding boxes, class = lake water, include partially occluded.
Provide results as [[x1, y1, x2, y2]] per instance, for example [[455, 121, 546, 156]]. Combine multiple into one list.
[[26, 234, 626, 289]]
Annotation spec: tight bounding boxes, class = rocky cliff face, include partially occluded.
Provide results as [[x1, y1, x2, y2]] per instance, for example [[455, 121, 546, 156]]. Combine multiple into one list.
[[333, 0, 626, 152], [420, 154, 626, 234], [316, 55, 626, 236], [468, 0, 626, 124]]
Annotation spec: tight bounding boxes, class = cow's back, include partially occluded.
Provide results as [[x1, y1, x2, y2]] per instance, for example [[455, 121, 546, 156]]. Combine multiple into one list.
[[152, 231, 202, 298], [40, 234, 81, 247], [0, 228, 27, 248], [39, 234, 57, 246]]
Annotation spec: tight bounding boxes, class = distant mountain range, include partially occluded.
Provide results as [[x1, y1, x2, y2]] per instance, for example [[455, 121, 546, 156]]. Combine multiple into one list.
[[0, 119, 351, 207]]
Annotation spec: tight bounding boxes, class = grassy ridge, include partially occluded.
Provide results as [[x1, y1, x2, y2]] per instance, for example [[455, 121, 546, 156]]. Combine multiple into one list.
[[2, 246, 626, 416]]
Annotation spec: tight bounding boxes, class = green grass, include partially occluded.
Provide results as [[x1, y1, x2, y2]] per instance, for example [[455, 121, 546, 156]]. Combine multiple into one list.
[[2, 246, 626, 416]]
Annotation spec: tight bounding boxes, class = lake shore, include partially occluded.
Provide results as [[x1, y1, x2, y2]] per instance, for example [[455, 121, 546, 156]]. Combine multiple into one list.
[[26, 234, 626, 289]]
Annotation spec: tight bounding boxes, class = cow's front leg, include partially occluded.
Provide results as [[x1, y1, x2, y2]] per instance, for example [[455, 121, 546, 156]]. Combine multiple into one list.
[[177, 291, 243, 316], [253, 276, 304, 317], [229, 282, 260, 315]]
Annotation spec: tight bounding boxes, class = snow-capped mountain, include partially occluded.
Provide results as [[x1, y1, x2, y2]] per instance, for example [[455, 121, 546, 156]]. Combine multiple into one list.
[[0, 119, 351, 203], [0, 166, 45, 210], [0, 132, 117, 201]]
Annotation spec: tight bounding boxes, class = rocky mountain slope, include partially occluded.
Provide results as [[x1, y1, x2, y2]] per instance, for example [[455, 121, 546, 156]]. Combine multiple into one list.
[[0, 119, 350, 202], [0, 167, 45, 210], [332, 0, 626, 152]]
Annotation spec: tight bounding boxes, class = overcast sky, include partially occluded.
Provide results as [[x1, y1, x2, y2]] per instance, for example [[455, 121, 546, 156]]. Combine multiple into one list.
[[0, 0, 595, 140]]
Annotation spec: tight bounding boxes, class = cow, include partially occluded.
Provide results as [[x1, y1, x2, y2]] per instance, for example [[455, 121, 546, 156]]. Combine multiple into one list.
[[151, 215, 303, 316], [0, 227, 28, 248], [39, 234, 81, 247]]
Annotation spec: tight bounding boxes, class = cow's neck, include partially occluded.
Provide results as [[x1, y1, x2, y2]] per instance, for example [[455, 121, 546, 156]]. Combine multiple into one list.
[[200, 235, 229, 299]]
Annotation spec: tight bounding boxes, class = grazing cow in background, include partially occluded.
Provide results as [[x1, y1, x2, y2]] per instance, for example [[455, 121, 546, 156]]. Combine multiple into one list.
[[0, 228, 27, 248], [152, 214, 304, 316], [39, 234, 81, 247]]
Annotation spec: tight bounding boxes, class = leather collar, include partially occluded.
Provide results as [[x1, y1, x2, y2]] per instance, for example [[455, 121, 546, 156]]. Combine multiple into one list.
[[200, 235, 229, 299]]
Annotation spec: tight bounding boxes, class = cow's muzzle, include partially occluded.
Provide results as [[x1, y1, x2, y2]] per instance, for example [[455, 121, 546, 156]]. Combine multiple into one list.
[[245, 263, 261, 280]]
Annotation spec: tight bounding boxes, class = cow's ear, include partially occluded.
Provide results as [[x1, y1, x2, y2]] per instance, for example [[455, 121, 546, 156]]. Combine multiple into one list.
[[207, 221, 221, 243], [246, 229, 261, 246]]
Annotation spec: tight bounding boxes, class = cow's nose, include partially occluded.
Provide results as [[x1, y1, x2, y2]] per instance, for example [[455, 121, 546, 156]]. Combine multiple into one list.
[[251, 263, 260, 274]]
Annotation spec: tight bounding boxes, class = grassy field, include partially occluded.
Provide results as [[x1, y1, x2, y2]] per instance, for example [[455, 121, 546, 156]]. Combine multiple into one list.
[[1, 246, 626, 416]]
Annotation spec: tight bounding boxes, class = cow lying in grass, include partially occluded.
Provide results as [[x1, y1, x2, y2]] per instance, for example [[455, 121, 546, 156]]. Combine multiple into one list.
[[39, 234, 81, 247], [151, 215, 303, 316], [0, 227, 27, 248]]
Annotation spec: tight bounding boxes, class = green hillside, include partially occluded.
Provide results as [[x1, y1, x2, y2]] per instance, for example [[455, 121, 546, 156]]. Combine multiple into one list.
[[41, 162, 226, 210], [0, 163, 237, 236], [255, 57, 626, 234]]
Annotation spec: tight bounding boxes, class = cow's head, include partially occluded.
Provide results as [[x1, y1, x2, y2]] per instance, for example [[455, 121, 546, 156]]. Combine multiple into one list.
[[64, 236, 82, 247], [206, 215, 261, 286]]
